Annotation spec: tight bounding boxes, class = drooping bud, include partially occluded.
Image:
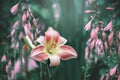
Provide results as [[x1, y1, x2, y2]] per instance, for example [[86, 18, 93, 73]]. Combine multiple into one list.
[[102, 31, 106, 40], [19, 32, 23, 40], [110, 65, 118, 75], [10, 29, 15, 37], [12, 21, 19, 29], [22, 12, 27, 23], [105, 7, 114, 10], [85, 47, 89, 59], [10, 3, 19, 15], [33, 19, 38, 28], [84, 19, 93, 31], [13, 59, 21, 74], [104, 21, 112, 31], [108, 31, 114, 46], [118, 31, 120, 40], [1, 54, 7, 62], [84, 10, 96, 13]]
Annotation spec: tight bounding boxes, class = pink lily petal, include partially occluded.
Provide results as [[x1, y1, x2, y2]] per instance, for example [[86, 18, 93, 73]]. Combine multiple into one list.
[[84, 19, 93, 31], [49, 55, 60, 66], [10, 3, 19, 15], [45, 27, 60, 43], [1, 54, 7, 62], [57, 36, 67, 46], [31, 46, 48, 62], [108, 31, 114, 46], [58, 45, 77, 60], [36, 36, 45, 45], [104, 21, 112, 31], [110, 65, 118, 76], [13, 59, 21, 74], [28, 58, 38, 71]]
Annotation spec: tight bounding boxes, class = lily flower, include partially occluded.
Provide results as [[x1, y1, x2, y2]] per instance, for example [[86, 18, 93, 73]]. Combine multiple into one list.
[[31, 27, 77, 66]]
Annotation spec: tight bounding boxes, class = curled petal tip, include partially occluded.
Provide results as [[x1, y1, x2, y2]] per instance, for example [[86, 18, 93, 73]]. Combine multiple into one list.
[[59, 45, 77, 60]]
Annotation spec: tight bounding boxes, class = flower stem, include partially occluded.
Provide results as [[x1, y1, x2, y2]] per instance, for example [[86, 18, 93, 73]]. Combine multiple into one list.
[[23, 36, 35, 49]]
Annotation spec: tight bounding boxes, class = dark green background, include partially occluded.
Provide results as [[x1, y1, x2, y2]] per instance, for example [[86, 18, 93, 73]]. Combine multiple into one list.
[[0, 0, 120, 80]]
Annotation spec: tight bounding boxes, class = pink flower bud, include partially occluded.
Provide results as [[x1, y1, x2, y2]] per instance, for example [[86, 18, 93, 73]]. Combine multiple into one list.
[[102, 31, 106, 40], [104, 21, 112, 31], [106, 74, 109, 80], [110, 65, 118, 75], [118, 46, 120, 54], [6, 60, 11, 73], [100, 75, 104, 80], [106, 7, 114, 10], [11, 37, 15, 43], [118, 74, 120, 80], [84, 19, 93, 31], [33, 19, 38, 28], [84, 10, 96, 13], [13, 59, 21, 74], [19, 32, 23, 40], [28, 59, 38, 71], [10, 29, 15, 36], [104, 41, 108, 50], [118, 31, 120, 40], [12, 21, 19, 29], [16, 42, 19, 49], [108, 31, 114, 46], [22, 12, 27, 23], [10, 43, 15, 49], [23, 22, 31, 35], [90, 27, 99, 39], [10, 3, 19, 15], [90, 39, 96, 49], [1, 54, 7, 62], [95, 47, 101, 55], [85, 47, 89, 59]]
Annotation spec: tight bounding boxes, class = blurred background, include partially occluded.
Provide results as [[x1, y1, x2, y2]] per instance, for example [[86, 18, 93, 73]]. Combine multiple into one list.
[[0, 0, 120, 80]]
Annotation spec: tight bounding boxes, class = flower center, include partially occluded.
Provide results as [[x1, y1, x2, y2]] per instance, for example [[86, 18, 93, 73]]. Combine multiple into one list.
[[45, 41, 58, 55]]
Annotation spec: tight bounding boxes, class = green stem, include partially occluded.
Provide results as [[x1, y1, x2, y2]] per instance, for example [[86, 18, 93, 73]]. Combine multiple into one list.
[[40, 63, 42, 80], [23, 36, 35, 49]]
